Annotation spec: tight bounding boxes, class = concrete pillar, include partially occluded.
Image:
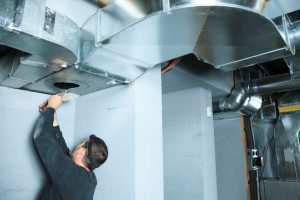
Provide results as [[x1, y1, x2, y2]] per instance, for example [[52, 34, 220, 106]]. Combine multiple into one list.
[[134, 68, 164, 200], [75, 67, 164, 200], [163, 87, 218, 200], [214, 117, 247, 200]]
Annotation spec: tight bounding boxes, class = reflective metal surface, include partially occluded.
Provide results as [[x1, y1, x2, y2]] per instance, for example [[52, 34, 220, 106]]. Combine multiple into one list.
[[170, 0, 268, 12], [0, 0, 80, 67], [0, 52, 58, 88], [260, 180, 300, 200], [285, 53, 300, 80], [251, 91, 300, 181], [275, 113, 300, 180], [81, 45, 147, 80], [215, 82, 262, 114], [80, 0, 292, 81], [249, 73, 300, 95], [240, 95, 262, 115], [23, 66, 121, 95], [218, 84, 247, 112], [193, 7, 291, 71], [162, 54, 232, 96], [270, 91, 300, 181], [214, 72, 300, 114], [263, 0, 300, 19], [0, 0, 299, 95], [98, 0, 163, 40], [293, 21, 300, 49]]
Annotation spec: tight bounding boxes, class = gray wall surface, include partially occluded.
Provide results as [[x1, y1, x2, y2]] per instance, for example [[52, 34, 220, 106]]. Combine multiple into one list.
[[74, 68, 164, 200], [162, 87, 218, 200], [213, 117, 247, 200], [0, 86, 75, 200], [75, 85, 136, 200], [0, 68, 164, 200]]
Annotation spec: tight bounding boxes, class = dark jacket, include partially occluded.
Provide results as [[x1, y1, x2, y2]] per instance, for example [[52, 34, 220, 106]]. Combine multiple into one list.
[[33, 107, 97, 200]]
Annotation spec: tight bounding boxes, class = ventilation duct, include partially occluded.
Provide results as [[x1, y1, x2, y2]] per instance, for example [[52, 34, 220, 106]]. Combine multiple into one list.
[[1, 0, 300, 96], [214, 83, 262, 115], [214, 73, 300, 114], [80, 0, 298, 81], [0, 51, 61, 88], [0, 0, 81, 91], [0, 0, 80, 66], [0, 0, 123, 95]]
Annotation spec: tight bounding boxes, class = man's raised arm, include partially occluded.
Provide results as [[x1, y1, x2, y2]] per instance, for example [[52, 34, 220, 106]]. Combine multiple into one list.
[[33, 95, 62, 139]]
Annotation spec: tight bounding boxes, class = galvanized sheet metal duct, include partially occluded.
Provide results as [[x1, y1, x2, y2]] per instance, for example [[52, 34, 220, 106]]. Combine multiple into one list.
[[23, 66, 121, 95], [0, 0, 300, 96], [293, 21, 300, 49], [0, 0, 80, 66], [248, 74, 300, 95], [80, 0, 294, 81], [215, 73, 300, 114], [0, 0, 80, 90]]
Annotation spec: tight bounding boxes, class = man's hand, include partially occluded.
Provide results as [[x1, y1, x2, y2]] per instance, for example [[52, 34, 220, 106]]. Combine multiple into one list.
[[47, 95, 62, 110], [39, 95, 62, 112], [39, 99, 48, 112]]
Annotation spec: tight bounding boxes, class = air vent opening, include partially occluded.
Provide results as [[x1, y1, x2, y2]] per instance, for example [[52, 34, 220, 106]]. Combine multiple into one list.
[[53, 82, 79, 90]]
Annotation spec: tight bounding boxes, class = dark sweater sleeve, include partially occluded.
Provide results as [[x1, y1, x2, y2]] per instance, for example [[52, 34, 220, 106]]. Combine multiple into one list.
[[52, 126, 70, 155], [33, 107, 73, 181], [33, 107, 56, 139], [33, 108, 69, 153], [33, 107, 97, 199]]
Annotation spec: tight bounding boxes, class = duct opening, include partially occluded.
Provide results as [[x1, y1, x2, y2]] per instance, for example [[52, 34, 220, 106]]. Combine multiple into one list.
[[53, 82, 79, 90]]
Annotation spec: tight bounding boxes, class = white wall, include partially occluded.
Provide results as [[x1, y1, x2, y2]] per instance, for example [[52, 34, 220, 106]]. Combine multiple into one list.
[[0, 86, 75, 200], [162, 87, 218, 200], [74, 68, 164, 200]]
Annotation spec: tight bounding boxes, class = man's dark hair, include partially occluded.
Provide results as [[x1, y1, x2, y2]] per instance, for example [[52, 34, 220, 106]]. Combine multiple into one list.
[[84, 135, 108, 170]]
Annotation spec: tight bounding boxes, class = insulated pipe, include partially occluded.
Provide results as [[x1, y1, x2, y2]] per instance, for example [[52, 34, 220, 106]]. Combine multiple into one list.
[[214, 73, 300, 113]]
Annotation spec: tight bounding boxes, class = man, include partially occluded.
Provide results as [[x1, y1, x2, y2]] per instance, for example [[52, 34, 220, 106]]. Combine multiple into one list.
[[33, 94, 108, 200]]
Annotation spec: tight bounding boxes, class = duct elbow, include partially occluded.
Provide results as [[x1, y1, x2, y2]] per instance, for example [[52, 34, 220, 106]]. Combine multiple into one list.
[[217, 84, 247, 112], [214, 84, 262, 115]]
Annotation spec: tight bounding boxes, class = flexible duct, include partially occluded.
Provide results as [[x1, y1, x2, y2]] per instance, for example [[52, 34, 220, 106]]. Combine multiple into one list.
[[214, 73, 300, 114]]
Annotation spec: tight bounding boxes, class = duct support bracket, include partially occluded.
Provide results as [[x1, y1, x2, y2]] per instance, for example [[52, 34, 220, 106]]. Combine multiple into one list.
[[75, 65, 130, 84], [281, 15, 295, 55]]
